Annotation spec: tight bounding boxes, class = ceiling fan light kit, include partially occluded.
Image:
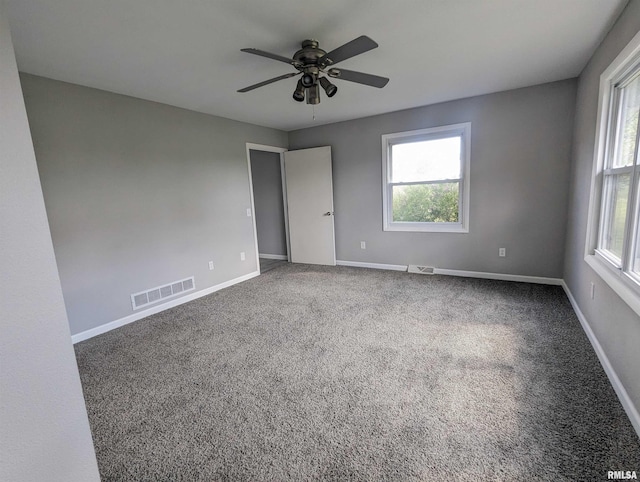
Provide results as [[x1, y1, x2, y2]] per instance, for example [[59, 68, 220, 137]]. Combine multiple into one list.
[[319, 77, 337, 98], [238, 36, 389, 105], [293, 79, 305, 102]]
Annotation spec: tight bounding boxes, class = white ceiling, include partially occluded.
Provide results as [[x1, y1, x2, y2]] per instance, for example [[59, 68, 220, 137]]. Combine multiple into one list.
[[5, 0, 627, 131]]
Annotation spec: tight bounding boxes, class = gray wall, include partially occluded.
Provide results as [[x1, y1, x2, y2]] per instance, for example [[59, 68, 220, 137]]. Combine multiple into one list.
[[21, 74, 287, 336], [289, 80, 577, 278], [564, 0, 640, 415], [250, 149, 287, 256], [0, 9, 99, 481]]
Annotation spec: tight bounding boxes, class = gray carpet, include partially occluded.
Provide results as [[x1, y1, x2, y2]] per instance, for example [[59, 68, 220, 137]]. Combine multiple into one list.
[[259, 257, 288, 273], [75, 264, 640, 481]]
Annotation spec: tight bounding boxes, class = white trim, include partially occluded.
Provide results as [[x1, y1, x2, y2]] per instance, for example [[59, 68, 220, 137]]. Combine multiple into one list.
[[433, 268, 563, 285], [585, 254, 640, 318], [246, 146, 261, 275], [336, 260, 408, 271], [336, 261, 563, 284], [584, 70, 611, 259], [245, 143, 288, 153], [381, 122, 471, 233], [246, 143, 291, 265], [71, 271, 259, 344], [259, 253, 288, 260], [584, 29, 640, 312], [327, 147, 338, 266], [383, 222, 469, 233], [561, 281, 640, 438], [280, 155, 292, 263]]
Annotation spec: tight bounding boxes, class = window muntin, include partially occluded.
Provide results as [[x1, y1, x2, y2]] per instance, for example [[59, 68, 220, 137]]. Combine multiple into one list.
[[382, 124, 470, 233], [596, 66, 640, 276]]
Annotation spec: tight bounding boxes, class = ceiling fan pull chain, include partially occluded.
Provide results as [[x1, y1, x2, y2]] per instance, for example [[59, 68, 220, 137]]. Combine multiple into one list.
[[313, 104, 316, 121]]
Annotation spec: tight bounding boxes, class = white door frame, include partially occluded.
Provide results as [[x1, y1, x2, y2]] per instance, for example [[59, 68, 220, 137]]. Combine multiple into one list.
[[246, 143, 291, 272]]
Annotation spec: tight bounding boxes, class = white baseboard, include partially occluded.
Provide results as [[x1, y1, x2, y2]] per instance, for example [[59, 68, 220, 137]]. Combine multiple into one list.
[[561, 281, 640, 438], [336, 260, 408, 271], [259, 253, 288, 260], [336, 260, 562, 285], [71, 271, 260, 344], [434, 268, 563, 285]]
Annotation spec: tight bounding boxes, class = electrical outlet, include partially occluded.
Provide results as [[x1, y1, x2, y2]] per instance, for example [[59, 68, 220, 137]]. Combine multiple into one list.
[[499, 248, 506, 257], [246, 208, 252, 217], [240, 252, 245, 261], [590, 282, 595, 300], [208, 261, 214, 270], [360, 241, 366, 249]]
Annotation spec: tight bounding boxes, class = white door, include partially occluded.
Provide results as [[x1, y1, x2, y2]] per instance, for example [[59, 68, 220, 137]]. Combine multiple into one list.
[[284, 146, 336, 265]]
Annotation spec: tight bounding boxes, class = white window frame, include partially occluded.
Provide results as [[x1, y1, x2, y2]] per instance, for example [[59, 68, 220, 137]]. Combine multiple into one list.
[[585, 28, 640, 317], [381, 123, 471, 233]]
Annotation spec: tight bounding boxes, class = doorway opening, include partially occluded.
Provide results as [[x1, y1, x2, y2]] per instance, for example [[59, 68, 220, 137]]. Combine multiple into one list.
[[246, 144, 290, 274]]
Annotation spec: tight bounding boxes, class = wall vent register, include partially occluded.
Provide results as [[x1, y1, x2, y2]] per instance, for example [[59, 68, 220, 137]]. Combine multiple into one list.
[[131, 277, 195, 310], [408, 265, 436, 275]]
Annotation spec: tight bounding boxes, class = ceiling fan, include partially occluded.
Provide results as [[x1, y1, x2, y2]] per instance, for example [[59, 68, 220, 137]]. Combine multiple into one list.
[[237, 36, 389, 105]]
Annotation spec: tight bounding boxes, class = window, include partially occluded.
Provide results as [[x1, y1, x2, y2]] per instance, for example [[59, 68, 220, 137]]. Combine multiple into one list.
[[382, 123, 470, 232], [598, 70, 640, 267], [586, 29, 640, 315]]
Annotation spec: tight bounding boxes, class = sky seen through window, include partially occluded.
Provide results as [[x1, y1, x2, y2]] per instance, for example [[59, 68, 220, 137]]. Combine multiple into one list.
[[391, 136, 461, 183]]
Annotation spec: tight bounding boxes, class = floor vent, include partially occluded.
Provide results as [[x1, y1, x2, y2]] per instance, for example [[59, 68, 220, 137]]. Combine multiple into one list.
[[131, 276, 195, 310], [408, 265, 435, 275]]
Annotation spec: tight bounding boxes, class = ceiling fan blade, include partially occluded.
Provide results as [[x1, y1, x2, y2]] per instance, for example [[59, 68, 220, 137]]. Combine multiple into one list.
[[241, 48, 301, 67], [318, 35, 378, 66], [237, 72, 299, 93], [327, 68, 389, 88]]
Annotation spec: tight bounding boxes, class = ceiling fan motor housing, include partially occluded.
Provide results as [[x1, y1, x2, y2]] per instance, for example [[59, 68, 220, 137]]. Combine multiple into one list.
[[293, 40, 327, 68], [293, 40, 325, 103], [295, 39, 324, 91]]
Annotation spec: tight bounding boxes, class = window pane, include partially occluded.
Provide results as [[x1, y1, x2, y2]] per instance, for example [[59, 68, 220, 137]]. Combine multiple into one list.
[[601, 174, 630, 259], [613, 75, 640, 168], [392, 183, 459, 223], [391, 136, 461, 182]]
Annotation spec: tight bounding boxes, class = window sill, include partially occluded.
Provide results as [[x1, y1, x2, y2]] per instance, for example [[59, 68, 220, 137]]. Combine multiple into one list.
[[585, 254, 640, 318], [384, 222, 468, 233]]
